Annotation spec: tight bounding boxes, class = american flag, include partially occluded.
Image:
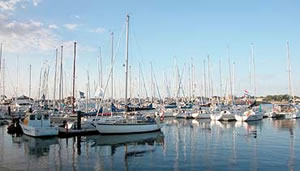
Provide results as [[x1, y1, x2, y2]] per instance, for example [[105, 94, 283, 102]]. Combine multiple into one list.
[[244, 90, 250, 97]]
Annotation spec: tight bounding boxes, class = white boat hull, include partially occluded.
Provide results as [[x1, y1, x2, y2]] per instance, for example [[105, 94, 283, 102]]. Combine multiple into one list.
[[210, 114, 223, 121], [192, 112, 211, 119], [20, 123, 58, 137], [235, 114, 263, 122], [163, 111, 175, 117], [274, 111, 300, 119], [210, 111, 235, 121], [96, 123, 163, 134]]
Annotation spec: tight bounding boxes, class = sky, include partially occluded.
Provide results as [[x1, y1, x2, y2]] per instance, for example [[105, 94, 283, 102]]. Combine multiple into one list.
[[1, 0, 300, 99]]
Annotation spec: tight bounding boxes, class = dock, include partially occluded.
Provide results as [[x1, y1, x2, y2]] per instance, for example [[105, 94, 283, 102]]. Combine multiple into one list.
[[58, 127, 99, 137]]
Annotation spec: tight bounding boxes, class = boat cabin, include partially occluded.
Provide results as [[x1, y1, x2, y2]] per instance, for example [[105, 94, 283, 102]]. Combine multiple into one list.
[[23, 111, 51, 127], [273, 104, 297, 113]]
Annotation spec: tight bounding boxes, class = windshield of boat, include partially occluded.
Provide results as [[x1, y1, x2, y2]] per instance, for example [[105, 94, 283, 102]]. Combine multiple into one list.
[[44, 114, 49, 120], [30, 115, 35, 120]]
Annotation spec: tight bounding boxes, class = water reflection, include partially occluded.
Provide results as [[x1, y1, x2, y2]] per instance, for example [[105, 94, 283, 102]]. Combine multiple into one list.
[[273, 119, 297, 131], [1, 119, 300, 170], [22, 135, 58, 157], [272, 119, 297, 171], [88, 131, 164, 148]]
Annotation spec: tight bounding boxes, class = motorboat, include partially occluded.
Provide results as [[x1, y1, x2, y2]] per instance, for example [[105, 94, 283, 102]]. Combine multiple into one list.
[[272, 104, 300, 119], [19, 110, 58, 137]]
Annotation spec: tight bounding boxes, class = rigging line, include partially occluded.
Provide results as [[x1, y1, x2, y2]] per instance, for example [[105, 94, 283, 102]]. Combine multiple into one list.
[[164, 69, 171, 97], [176, 64, 186, 98], [151, 63, 162, 101], [5, 62, 17, 97], [131, 18, 145, 65], [139, 63, 149, 98], [95, 21, 126, 116]]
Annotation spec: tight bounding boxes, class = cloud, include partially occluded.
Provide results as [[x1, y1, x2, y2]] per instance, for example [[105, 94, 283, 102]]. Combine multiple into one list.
[[0, 14, 59, 52], [0, 0, 21, 11], [74, 15, 80, 19], [63, 24, 78, 30], [48, 24, 58, 29], [0, 0, 41, 12], [89, 27, 106, 33], [32, 0, 41, 6]]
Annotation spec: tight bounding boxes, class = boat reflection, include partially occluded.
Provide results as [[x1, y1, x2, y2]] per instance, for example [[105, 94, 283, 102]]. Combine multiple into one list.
[[88, 131, 164, 147], [272, 119, 296, 170], [210, 120, 236, 129], [87, 131, 164, 156], [22, 135, 58, 157], [272, 119, 297, 131], [235, 121, 262, 138]]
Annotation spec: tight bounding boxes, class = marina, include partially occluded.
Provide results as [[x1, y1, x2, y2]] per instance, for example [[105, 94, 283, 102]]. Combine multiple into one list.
[[1, 0, 300, 170], [1, 118, 300, 170]]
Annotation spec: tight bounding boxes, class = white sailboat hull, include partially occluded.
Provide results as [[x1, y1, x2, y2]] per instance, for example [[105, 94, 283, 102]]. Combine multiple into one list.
[[192, 112, 211, 119], [95, 122, 163, 134], [210, 111, 235, 121], [162, 111, 175, 117], [176, 113, 193, 119], [235, 113, 263, 122], [276, 112, 300, 119], [20, 123, 59, 137], [210, 113, 223, 121]]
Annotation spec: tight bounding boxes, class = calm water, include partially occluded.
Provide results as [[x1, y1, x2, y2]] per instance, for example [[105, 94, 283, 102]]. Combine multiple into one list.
[[1, 118, 300, 170]]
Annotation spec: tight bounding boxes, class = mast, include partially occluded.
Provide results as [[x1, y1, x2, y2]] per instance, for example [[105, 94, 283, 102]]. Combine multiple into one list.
[[98, 47, 103, 89], [2, 58, 4, 96], [189, 61, 191, 101], [53, 49, 58, 107], [59, 45, 64, 109], [249, 46, 252, 96], [227, 46, 233, 105], [38, 66, 42, 100], [0, 43, 2, 73], [0, 43, 3, 96], [16, 56, 19, 97], [0, 43, 2, 92], [192, 58, 195, 98], [203, 60, 207, 99], [287, 41, 293, 99], [138, 64, 141, 102], [207, 55, 210, 98], [219, 60, 222, 103], [125, 14, 130, 111], [100, 48, 103, 89], [174, 57, 178, 98], [86, 70, 90, 113], [111, 32, 114, 103], [232, 62, 235, 99], [251, 43, 256, 98], [129, 65, 132, 100], [29, 64, 31, 97], [72, 42, 77, 114], [151, 62, 154, 102]]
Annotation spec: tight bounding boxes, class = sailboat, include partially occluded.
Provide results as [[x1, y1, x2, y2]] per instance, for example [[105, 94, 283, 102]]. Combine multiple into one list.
[[95, 15, 163, 134], [210, 49, 236, 121], [272, 41, 300, 119], [235, 101, 263, 122], [235, 44, 263, 122]]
